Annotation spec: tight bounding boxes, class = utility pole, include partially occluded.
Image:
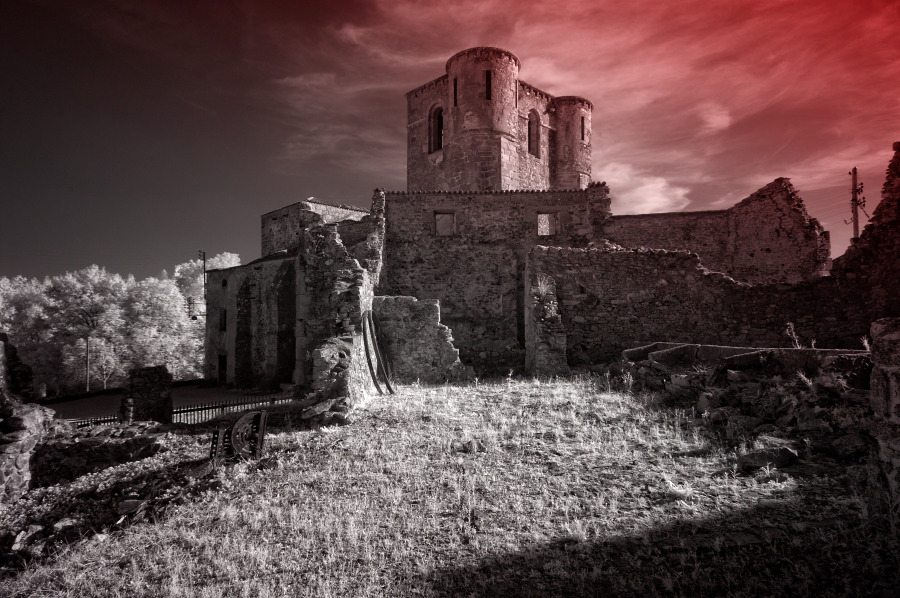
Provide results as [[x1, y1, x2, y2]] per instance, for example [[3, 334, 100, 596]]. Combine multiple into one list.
[[847, 167, 867, 240], [850, 167, 859, 240], [85, 335, 90, 392]]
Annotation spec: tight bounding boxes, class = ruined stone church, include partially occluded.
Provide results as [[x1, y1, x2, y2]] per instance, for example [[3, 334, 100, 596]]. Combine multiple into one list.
[[204, 47, 898, 392]]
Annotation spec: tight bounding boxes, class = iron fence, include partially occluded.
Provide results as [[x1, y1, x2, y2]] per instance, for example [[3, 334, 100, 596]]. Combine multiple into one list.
[[64, 392, 296, 427], [171, 393, 295, 424]]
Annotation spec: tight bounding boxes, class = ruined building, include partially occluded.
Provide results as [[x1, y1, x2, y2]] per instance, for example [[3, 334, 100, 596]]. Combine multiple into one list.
[[205, 47, 896, 391]]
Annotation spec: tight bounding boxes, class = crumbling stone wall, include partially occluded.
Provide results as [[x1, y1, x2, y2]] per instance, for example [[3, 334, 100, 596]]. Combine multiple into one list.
[[380, 185, 611, 370], [0, 393, 57, 503], [205, 256, 298, 389], [261, 199, 367, 257], [600, 179, 831, 284], [525, 143, 900, 369], [121, 366, 173, 424], [1, 333, 34, 400], [372, 296, 469, 383], [523, 268, 569, 377], [870, 317, 900, 528]]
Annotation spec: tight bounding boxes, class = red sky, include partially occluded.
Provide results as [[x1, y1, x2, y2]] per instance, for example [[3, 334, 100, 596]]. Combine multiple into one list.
[[2, 0, 898, 279]]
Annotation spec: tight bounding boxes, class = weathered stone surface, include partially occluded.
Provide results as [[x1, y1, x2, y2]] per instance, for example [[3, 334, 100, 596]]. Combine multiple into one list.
[[869, 316, 900, 530], [0, 390, 56, 503], [407, 48, 590, 193], [372, 296, 470, 383], [123, 366, 173, 424], [600, 178, 830, 285]]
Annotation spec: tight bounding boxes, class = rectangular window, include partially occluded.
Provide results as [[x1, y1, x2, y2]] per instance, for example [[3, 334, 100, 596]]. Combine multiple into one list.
[[485, 71, 491, 100], [434, 212, 456, 236], [219, 308, 227, 331], [581, 116, 586, 141], [537, 212, 559, 236], [453, 78, 458, 106]]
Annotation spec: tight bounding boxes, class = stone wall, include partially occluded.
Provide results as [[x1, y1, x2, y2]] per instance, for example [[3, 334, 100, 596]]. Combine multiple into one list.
[[0, 392, 58, 503], [523, 269, 570, 377], [870, 317, 900, 529], [600, 178, 831, 284], [1, 333, 34, 400], [380, 185, 611, 370], [524, 142, 900, 369], [261, 200, 367, 257], [526, 244, 875, 366], [121, 366, 173, 424], [205, 256, 298, 389], [372, 296, 469, 383]]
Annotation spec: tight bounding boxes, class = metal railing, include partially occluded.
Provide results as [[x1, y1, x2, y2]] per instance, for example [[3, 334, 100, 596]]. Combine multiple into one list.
[[65, 392, 296, 427], [171, 393, 295, 425]]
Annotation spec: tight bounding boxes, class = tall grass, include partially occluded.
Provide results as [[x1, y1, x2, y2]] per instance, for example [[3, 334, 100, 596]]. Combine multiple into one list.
[[4, 376, 897, 597]]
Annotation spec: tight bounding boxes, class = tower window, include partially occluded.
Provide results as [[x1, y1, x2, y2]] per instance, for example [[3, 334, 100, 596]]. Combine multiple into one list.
[[434, 212, 456, 236], [581, 116, 586, 141], [527, 111, 540, 157], [219, 308, 227, 331], [537, 212, 559, 236], [429, 107, 443, 152], [453, 78, 458, 107], [485, 71, 491, 100]]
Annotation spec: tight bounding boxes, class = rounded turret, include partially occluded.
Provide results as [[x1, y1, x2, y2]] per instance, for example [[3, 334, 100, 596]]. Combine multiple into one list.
[[445, 47, 519, 141], [551, 96, 592, 189]]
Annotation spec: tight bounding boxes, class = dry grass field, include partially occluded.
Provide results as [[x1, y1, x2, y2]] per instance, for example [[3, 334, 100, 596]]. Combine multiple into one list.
[[2, 376, 899, 597]]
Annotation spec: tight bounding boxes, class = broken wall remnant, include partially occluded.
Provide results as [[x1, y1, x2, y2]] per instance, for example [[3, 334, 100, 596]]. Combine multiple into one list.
[[524, 143, 900, 370], [372, 296, 470, 383], [379, 184, 611, 371], [1, 332, 34, 400], [870, 317, 900, 528], [121, 366, 173, 424], [205, 190, 389, 423], [523, 270, 569, 377], [0, 392, 58, 503], [261, 199, 368, 257], [600, 178, 831, 284]]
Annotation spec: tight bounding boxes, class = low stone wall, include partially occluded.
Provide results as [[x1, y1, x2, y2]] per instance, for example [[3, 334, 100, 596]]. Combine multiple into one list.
[[869, 317, 900, 529], [372, 296, 469, 383], [0, 393, 60, 502], [31, 423, 163, 487]]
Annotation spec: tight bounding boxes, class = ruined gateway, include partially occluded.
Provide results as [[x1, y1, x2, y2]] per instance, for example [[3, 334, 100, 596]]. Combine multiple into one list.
[[204, 47, 898, 395]]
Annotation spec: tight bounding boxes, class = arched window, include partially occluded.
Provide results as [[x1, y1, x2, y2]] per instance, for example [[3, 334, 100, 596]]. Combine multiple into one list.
[[527, 110, 540, 157], [429, 106, 444, 153]]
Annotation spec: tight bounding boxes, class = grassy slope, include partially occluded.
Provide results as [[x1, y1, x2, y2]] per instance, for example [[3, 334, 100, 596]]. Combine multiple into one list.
[[3, 377, 899, 597]]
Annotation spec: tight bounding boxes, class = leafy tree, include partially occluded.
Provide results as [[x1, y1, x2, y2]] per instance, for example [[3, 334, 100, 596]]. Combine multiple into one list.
[[124, 277, 201, 380], [46, 266, 128, 392]]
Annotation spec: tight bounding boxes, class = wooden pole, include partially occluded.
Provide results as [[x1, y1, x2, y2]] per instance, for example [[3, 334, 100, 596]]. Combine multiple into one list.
[[851, 166, 859, 240]]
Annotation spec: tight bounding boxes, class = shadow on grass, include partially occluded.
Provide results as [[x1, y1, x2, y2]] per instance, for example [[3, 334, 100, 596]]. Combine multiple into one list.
[[423, 483, 900, 597], [1, 429, 217, 575]]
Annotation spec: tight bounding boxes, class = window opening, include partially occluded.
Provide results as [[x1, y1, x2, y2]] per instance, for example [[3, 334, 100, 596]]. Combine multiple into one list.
[[219, 308, 227, 331], [434, 212, 456, 236], [527, 111, 540, 157], [430, 107, 443, 152], [581, 116, 586, 141], [537, 212, 559, 236], [485, 71, 491, 100], [453, 78, 458, 107]]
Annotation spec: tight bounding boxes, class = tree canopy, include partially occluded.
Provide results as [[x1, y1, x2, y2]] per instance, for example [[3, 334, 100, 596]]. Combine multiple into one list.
[[0, 253, 239, 396]]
